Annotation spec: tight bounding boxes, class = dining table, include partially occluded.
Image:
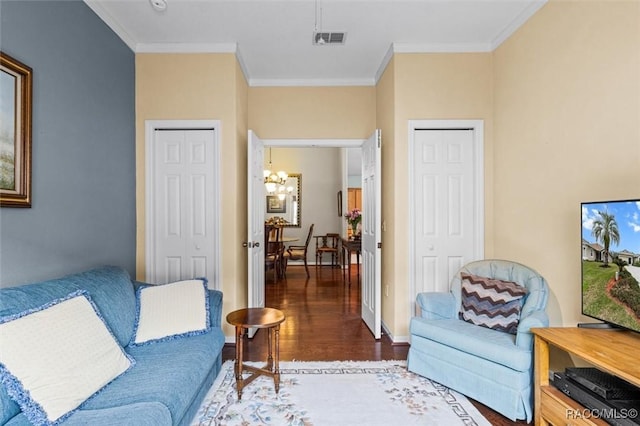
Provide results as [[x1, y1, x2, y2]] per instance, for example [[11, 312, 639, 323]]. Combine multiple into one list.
[[278, 237, 299, 243], [341, 237, 361, 284]]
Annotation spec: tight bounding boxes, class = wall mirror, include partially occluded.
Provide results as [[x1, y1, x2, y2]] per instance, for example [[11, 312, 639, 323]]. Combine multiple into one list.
[[265, 173, 301, 227]]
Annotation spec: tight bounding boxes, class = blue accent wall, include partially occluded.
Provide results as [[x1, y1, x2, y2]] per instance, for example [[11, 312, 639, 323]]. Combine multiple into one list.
[[0, 1, 135, 286]]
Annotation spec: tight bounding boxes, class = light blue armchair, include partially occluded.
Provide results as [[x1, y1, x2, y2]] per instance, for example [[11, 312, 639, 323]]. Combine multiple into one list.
[[407, 259, 549, 422]]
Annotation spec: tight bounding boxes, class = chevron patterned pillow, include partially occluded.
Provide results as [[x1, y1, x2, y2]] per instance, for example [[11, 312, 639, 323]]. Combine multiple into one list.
[[458, 273, 528, 334]]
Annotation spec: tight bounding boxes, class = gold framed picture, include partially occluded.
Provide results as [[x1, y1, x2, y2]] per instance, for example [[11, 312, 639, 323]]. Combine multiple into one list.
[[266, 195, 286, 213], [1, 52, 32, 207]]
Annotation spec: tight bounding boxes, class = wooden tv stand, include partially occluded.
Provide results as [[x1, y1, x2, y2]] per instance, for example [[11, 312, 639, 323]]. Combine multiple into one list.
[[532, 327, 640, 425]]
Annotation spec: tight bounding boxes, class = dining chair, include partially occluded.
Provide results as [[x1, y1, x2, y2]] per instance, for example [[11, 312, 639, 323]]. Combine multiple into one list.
[[286, 223, 315, 277], [315, 233, 340, 269], [265, 224, 282, 281]]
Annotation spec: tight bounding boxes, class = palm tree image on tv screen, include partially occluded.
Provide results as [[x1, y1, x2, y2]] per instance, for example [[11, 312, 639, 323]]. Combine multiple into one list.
[[582, 200, 640, 332]]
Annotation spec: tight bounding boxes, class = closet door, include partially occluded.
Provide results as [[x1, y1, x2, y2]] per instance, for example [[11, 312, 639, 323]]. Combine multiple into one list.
[[148, 127, 218, 285], [410, 123, 484, 313]]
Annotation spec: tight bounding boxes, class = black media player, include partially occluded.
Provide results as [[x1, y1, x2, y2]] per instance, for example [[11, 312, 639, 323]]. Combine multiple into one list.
[[552, 372, 640, 426], [566, 367, 640, 401]]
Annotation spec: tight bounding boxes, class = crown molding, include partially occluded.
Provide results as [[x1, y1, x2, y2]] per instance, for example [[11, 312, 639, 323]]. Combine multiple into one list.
[[136, 43, 238, 53], [374, 42, 491, 85], [392, 42, 493, 54], [235, 47, 251, 84], [374, 44, 395, 84], [249, 78, 375, 88]]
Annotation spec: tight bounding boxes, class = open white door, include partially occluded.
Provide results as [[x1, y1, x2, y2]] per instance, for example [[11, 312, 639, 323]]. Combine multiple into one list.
[[247, 130, 266, 337], [361, 130, 382, 339]]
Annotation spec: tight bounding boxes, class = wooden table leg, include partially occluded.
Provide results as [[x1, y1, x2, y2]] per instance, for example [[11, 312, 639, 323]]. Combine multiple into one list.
[[274, 324, 280, 394], [267, 323, 273, 371], [342, 246, 347, 281], [346, 248, 352, 285], [234, 325, 245, 400]]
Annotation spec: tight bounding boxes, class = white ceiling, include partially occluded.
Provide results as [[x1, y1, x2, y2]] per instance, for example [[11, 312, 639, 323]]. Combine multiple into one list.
[[85, 0, 546, 86]]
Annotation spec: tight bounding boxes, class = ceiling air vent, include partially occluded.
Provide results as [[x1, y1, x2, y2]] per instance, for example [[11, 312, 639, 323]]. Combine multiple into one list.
[[313, 32, 346, 46]]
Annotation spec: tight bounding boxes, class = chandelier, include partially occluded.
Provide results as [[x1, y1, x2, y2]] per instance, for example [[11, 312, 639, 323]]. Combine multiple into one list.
[[264, 148, 288, 193]]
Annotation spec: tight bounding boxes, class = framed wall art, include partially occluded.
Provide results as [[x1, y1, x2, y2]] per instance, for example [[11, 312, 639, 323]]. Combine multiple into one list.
[[266, 195, 286, 213], [1, 52, 32, 207]]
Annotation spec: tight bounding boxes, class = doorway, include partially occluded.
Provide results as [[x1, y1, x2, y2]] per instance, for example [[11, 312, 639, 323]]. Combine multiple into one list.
[[408, 120, 484, 316], [247, 132, 382, 339]]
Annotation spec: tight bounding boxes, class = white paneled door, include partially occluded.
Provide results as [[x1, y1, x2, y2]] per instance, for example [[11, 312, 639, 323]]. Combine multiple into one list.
[[410, 123, 484, 313], [247, 130, 266, 316], [147, 125, 219, 286], [245, 130, 269, 338], [361, 130, 382, 339]]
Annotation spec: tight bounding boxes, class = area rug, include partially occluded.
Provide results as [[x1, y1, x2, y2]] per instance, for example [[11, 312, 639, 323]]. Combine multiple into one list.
[[192, 360, 491, 426]]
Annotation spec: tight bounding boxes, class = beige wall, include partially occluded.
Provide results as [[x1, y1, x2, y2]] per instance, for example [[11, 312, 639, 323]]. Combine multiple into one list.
[[135, 53, 247, 336], [266, 147, 343, 243], [386, 53, 495, 338], [249, 61, 492, 341], [234, 58, 249, 316], [492, 0, 640, 326], [376, 57, 397, 336], [248, 86, 376, 139]]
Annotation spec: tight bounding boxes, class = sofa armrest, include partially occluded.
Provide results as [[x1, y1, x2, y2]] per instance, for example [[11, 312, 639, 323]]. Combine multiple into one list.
[[416, 292, 457, 320], [515, 310, 549, 349], [207, 289, 223, 329]]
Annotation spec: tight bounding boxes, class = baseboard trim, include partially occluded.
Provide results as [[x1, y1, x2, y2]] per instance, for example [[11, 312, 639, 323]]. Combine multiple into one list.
[[382, 320, 410, 345]]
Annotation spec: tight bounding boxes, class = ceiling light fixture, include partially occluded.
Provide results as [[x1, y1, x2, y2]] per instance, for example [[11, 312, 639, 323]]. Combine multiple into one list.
[[149, 0, 167, 12], [264, 148, 289, 193]]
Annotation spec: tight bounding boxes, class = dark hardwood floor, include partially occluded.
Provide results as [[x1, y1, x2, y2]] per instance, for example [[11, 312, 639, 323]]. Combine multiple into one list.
[[222, 264, 527, 425]]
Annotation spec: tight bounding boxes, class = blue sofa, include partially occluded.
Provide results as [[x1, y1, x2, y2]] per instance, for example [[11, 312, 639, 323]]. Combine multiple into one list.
[[407, 259, 549, 422], [0, 266, 225, 426]]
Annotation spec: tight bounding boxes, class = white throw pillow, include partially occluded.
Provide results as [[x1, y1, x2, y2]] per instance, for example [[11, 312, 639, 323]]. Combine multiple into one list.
[[0, 290, 134, 425], [131, 279, 210, 345]]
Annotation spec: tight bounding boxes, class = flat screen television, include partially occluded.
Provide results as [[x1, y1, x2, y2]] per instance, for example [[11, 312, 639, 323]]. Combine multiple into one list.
[[581, 198, 640, 332]]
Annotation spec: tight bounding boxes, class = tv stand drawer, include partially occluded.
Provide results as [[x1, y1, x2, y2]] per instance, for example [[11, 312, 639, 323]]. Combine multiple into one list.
[[541, 386, 607, 426]]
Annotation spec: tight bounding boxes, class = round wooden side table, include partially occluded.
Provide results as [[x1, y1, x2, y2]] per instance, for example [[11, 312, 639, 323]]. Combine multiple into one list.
[[226, 307, 285, 400]]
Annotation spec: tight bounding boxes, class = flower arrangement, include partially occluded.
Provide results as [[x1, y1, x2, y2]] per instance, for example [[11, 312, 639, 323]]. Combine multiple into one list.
[[345, 208, 362, 234]]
